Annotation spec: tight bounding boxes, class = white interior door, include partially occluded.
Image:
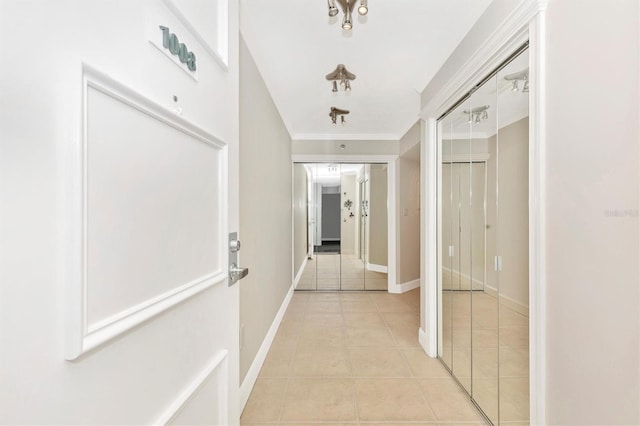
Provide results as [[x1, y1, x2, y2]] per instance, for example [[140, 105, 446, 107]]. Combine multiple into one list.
[[0, 0, 240, 424]]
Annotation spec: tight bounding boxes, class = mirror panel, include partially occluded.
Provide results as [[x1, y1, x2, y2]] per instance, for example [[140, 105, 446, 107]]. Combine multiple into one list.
[[443, 98, 473, 393], [437, 46, 530, 425], [470, 73, 499, 424], [292, 162, 388, 293], [364, 164, 389, 290], [340, 164, 365, 290], [496, 50, 530, 424], [439, 115, 453, 369]]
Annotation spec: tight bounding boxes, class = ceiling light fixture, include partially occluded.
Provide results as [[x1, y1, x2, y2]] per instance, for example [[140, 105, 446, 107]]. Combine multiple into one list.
[[463, 105, 490, 124], [327, 0, 339, 17], [329, 106, 350, 125], [328, 0, 368, 31], [326, 64, 356, 93], [504, 68, 529, 93]]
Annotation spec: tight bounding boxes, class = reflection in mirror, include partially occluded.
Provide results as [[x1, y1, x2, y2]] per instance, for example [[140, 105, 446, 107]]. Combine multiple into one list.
[[469, 72, 499, 425], [496, 49, 530, 424], [293, 163, 387, 291], [438, 46, 530, 425]]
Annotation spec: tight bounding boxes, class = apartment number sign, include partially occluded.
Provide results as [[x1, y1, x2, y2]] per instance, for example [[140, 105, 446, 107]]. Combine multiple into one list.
[[159, 25, 196, 71]]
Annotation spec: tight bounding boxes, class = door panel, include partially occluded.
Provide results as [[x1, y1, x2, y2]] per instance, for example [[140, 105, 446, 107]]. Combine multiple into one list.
[[0, 0, 239, 424]]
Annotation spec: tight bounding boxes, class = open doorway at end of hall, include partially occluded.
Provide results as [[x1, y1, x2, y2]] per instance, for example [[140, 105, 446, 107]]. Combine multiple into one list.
[[292, 163, 388, 291]]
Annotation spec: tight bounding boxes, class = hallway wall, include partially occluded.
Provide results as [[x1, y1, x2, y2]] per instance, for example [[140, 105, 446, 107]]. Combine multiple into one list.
[[293, 164, 308, 280], [239, 37, 293, 383], [421, 0, 640, 423], [544, 1, 639, 423], [368, 165, 388, 267], [397, 122, 421, 285]]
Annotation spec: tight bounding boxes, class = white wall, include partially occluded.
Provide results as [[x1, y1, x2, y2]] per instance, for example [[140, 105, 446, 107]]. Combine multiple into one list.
[[239, 37, 292, 383], [544, 1, 639, 423], [293, 164, 308, 279], [398, 123, 421, 285]]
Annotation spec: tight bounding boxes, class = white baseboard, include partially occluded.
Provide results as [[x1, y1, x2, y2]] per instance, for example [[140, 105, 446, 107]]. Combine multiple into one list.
[[484, 284, 529, 317], [389, 278, 420, 294], [293, 257, 308, 289], [239, 284, 294, 413], [442, 267, 484, 291], [366, 263, 388, 273]]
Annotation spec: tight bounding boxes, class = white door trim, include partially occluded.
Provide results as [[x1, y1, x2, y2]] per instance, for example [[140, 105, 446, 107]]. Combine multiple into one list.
[[418, 0, 547, 424], [291, 154, 398, 293]]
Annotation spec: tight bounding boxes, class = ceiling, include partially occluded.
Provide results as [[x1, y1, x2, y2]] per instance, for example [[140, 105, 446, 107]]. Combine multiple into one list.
[[240, 0, 493, 141]]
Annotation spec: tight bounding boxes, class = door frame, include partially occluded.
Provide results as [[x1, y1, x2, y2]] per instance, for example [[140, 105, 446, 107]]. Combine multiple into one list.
[[291, 154, 400, 293], [419, 1, 548, 423]]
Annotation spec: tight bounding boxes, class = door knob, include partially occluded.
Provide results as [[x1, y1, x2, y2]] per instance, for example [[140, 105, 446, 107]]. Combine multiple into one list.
[[229, 232, 249, 285], [230, 263, 249, 282]]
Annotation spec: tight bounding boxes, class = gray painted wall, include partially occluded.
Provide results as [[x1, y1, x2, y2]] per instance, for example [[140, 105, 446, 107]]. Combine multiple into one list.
[[239, 37, 292, 383]]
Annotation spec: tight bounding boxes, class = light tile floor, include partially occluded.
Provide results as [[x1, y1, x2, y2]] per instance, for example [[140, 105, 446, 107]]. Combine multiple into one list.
[[297, 254, 388, 291], [241, 288, 487, 426]]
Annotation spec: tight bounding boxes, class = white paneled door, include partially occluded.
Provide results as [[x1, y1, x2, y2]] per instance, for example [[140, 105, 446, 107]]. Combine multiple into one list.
[[0, 0, 240, 424]]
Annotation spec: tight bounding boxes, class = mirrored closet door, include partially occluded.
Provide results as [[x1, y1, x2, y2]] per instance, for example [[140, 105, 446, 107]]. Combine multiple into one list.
[[293, 163, 388, 291], [438, 47, 530, 425]]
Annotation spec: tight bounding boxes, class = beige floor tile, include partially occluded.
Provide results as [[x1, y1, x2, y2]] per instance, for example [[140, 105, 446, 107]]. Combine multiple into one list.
[[307, 292, 341, 302], [281, 309, 305, 323], [275, 321, 303, 342], [339, 292, 373, 302], [303, 313, 344, 328], [259, 344, 296, 378], [382, 312, 420, 328], [348, 347, 412, 377], [354, 379, 436, 422], [292, 347, 351, 377], [401, 349, 451, 378], [373, 299, 415, 313], [280, 379, 357, 422], [419, 378, 485, 422], [388, 325, 421, 347], [345, 327, 396, 347], [298, 326, 346, 348], [341, 300, 379, 312], [306, 300, 342, 313], [342, 311, 387, 328], [240, 378, 287, 423], [363, 423, 437, 426]]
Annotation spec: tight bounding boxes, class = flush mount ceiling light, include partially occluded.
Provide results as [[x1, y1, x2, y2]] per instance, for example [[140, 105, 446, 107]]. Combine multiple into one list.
[[327, 0, 368, 31], [329, 106, 350, 125], [326, 64, 356, 93], [504, 68, 530, 93], [463, 105, 490, 124]]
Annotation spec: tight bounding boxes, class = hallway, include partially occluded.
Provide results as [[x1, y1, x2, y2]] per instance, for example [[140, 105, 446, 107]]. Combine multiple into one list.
[[241, 289, 485, 425]]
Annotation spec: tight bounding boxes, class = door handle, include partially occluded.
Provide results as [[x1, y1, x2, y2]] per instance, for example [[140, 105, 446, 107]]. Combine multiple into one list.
[[230, 263, 249, 282], [229, 232, 249, 285]]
